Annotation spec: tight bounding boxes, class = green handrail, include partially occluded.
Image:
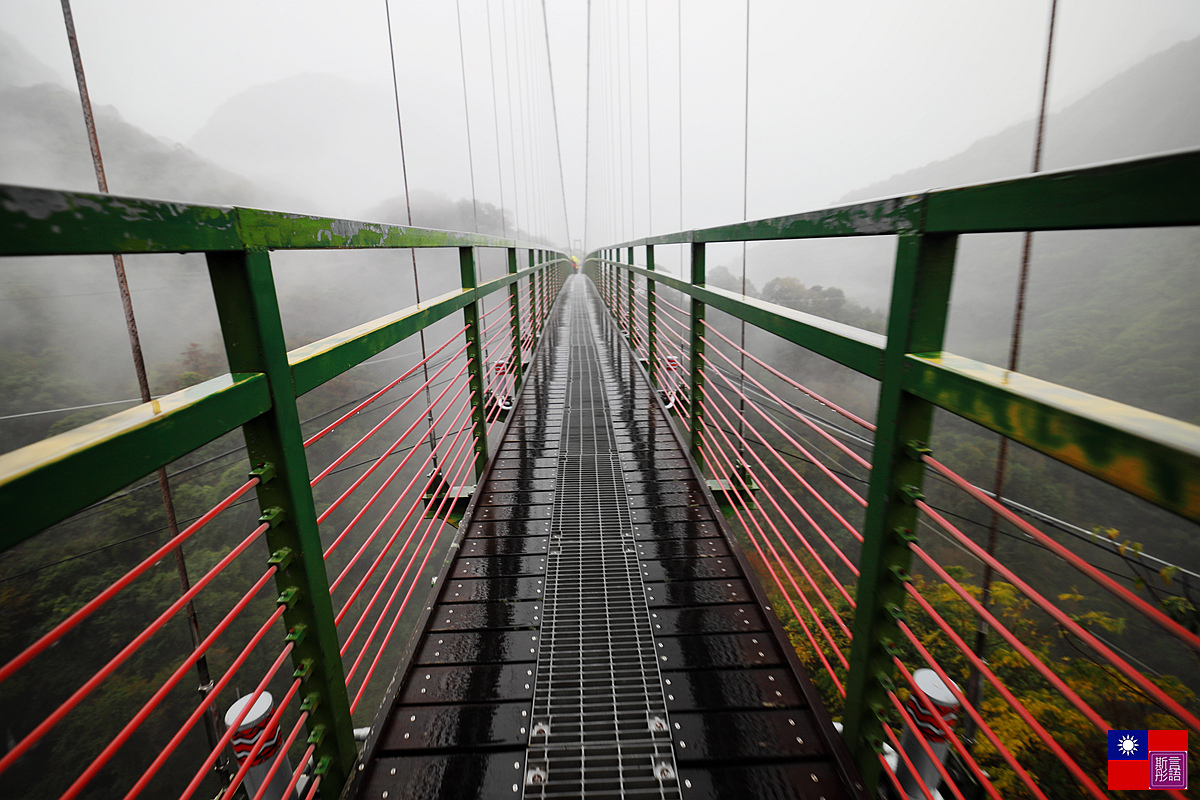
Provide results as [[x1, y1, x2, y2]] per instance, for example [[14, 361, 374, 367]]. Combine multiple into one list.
[[585, 146, 1200, 791], [0, 182, 570, 794]]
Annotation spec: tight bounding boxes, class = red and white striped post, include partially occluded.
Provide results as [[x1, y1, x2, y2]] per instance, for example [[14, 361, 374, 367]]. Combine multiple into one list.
[[896, 669, 960, 800], [225, 692, 295, 800]]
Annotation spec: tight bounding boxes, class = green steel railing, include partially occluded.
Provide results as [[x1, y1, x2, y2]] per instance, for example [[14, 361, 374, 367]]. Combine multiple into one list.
[[586, 147, 1200, 793], [0, 183, 569, 795]]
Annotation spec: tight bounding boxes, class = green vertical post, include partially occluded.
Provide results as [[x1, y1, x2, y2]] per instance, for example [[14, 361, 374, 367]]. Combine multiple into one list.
[[528, 249, 539, 338], [688, 242, 707, 468], [646, 245, 657, 384], [841, 226, 959, 792], [205, 249, 356, 793], [459, 247, 489, 480], [626, 246, 635, 341], [507, 247, 524, 390]]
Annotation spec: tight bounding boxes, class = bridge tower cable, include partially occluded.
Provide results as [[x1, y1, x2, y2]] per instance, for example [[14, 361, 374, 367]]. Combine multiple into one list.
[[500, 2, 522, 236], [540, 0, 573, 248], [383, 0, 441, 462], [624, 0, 636, 239], [455, 0, 481, 234], [968, 0, 1059, 740], [737, 0, 751, 460], [584, 0, 592, 251], [644, 0, 653, 237], [57, 0, 228, 777], [485, 2, 510, 238]]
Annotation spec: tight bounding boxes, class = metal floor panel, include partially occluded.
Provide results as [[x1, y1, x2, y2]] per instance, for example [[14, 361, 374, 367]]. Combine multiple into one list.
[[348, 276, 867, 800]]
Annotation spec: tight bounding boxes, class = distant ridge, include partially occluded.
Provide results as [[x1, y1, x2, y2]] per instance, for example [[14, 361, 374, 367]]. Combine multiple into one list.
[[840, 35, 1200, 202]]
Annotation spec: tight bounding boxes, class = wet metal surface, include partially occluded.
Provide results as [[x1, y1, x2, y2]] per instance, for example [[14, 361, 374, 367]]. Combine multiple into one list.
[[351, 276, 866, 800]]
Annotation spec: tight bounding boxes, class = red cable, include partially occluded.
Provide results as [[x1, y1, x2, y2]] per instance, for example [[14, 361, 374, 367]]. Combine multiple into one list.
[[58, 567, 277, 800], [702, 343, 868, 505], [699, 385, 855, 639], [331, 391, 474, 606], [0, 476, 259, 688], [283, 744, 317, 800], [879, 719, 938, 800], [902, 576, 1105, 799], [698, 438, 844, 692], [703, 326, 873, 465], [340, 398, 481, 666], [0, 521, 270, 777], [303, 327, 467, 448], [310, 343, 469, 488], [705, 322, 875, 430], [892, 659, 1003, 800], [914, 498, 1200, 734], [925, 454, 1200, 654], [121, 605, 287, 800], [895, 614, 1050, 800], [249, 712, 309, 800], [882, 690, 966, 800], [317, 359, 470, 533], [700, 364, 865, 578], [346, 389, 488, 691], [327, 386, 473, 590]]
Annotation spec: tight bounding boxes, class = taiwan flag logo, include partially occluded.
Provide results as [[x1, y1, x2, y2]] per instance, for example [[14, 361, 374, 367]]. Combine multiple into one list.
[[1108, 729, 1188, 790]]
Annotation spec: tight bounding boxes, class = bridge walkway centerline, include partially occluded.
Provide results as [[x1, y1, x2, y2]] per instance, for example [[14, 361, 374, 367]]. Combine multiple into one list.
[[344, 275, 868, 800]]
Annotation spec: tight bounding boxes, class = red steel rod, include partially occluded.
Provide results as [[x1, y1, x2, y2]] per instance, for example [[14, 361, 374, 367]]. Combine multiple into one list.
[[0, 477, 259, 687], [178, 643, 295, 800], [914, 498, 1200, 734], [902, 573, 1107, 798], [0, 521, 270, 776], [249, 712, 309, 800], [310, 343, 469, 487], [328, 385, 471, 589], [121, 604, 287, 800], [318, 361, 470, 534], [58, 567, 278, 800], [303, 327, 466, 448], [925, 454, 1200, 653], [221, 677, 302, 800]]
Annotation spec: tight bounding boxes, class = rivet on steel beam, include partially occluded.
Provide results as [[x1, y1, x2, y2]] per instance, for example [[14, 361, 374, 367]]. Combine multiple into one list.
[[885, 602, 906, 621], [276, 586, 301, 609], [875, 671, 896, 693], [258, 506, 286, 528], [893, 526, 918, 543], [900, 485, 924, 505], [267, 547, 295, 571], [313, 756, 332, 776], [248, 462, 277, 484], [889, 565, 911, 582], [284, 624, 307, 646], [306, 724, 327, 747], [292, 658, 314, 681], [869, 735, 885, 754], [299, 693, 321, 713], [904, 440, 932, 460]]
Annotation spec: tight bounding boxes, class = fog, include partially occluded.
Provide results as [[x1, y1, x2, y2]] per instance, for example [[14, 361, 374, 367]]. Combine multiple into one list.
[[5, 0, 1200, 249]]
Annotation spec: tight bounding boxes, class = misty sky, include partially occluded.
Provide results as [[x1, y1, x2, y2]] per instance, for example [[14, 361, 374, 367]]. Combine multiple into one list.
[[4, 0, 1200, 251]]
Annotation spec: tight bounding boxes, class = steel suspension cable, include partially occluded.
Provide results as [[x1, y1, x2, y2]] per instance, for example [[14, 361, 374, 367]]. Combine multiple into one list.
[[455, 0, 481, 233], [972, 0, 1058, 723], [539, 0, 573, 246], [583, 0, 592, 250], [58, 0, 222, 764], [485, 2, 509, 237], [383, 0, 441, 460]]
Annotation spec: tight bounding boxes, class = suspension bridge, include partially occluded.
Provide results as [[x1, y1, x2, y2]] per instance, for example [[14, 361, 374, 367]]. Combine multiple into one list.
[[1, 144, 1198, 800], [3, 0, 1200, 797]]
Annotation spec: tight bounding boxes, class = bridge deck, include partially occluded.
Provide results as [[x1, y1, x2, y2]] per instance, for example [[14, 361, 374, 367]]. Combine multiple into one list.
[[346, 276, 867, 800]]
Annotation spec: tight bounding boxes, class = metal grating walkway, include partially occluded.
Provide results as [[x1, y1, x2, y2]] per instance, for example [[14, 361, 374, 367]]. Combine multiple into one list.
[[346, 275, 867, 800]]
